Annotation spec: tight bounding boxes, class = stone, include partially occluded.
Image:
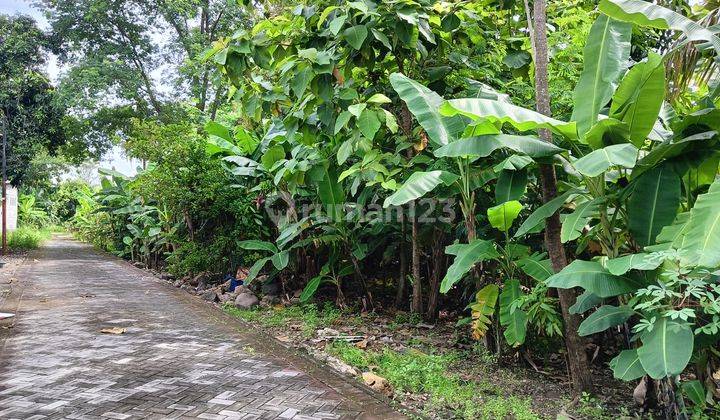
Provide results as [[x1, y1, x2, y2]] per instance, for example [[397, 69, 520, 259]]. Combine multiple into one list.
[[234, 293, 259, 309], [362, 372, 393, 397], [201, 290, 218, 302], [234, 285, 251, 295], [133, 261, 145, 268], [189, 272, 208, 287], [327, 356, 358, 376], [173, 280, 182, 288], [219, 293, 235, 304], [160, 272, 174, 280]]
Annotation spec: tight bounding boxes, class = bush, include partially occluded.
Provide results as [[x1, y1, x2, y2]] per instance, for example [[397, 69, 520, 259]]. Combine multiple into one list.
[[8, 226, 52, 251]]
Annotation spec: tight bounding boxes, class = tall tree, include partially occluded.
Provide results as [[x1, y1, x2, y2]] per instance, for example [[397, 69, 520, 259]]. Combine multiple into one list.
[[529, 0, 592, 393], [39, 0, 247, 144], [0, 15, 71, 186]]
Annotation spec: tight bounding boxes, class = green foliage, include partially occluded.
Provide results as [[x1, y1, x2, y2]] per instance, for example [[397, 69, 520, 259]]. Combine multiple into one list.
[[327, 341, 540, 420], [8, 226, 52, 251], [18, 194, 50, 227]]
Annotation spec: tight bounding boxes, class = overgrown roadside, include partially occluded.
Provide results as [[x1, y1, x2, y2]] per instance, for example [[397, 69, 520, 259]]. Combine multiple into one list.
[[153, 266, 635, 420], [217, 303, 635, 420]]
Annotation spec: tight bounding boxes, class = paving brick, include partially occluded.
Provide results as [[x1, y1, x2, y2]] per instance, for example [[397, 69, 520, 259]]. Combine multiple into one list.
[[0, 237, 405, 420]]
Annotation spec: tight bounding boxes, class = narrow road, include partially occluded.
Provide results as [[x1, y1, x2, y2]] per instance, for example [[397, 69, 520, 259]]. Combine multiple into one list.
[[0, 236, 403, 420]]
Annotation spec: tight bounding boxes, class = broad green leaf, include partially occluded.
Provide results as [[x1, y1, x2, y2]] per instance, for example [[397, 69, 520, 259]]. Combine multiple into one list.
[[334, 111, 352, 135], [637, 318, 694, 379], [337, 139, 353, 165], [610, 53, 665, 146], [600, 0, 720, 53], [315, 166, 346, 222], [628, 164, 680, 247], [578, 305, 634, 336], [646, 212, 691, 252], [344, 25, 368, 50], [348, 103, 366, 117], [583, 118, 630, 150], [383, 109, 398, 133], [358, 109, 381, 140], [441, 240, 499, 293], [633, 131, 715, 179], [317, 6, 338, 29], [495, 169, 528, 203], [546, 260, 642, 297], [245, 257, 271, 283], [371, 28, 391, 50], [270, 250, 290, 270], [329, 15, 347, 36], [673, 179, 720, 267], [610, 349, 646, 381], [367, 93, 391, 104], [605, 252, 665, 275], [517, 256, 554, 281], [682, 380, 706, 407], [500, 279, 527, 347], [434, 134, 565, 158], [514, 189, 579, 238], [389, 73, 465, 146], [571, 15, 632, 137], [487, 201, 523, 232], [383, 171, 459, 207], [205, 121, 233, 142], [238, 240, 278, 254], [494, 155, 533, 171], [561, 198, 601, 243], [291, 65, 314, 98], [441, 98, 578, 139], [573, 144, 638, 177], [300, 276, 322, 302], [569, 290, 603, 314], [261, 145, 285, 170]]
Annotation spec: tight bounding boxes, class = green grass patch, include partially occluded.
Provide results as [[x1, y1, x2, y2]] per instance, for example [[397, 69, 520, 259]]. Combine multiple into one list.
[[8, 226, 53, 251], [222, 302, 341, 338], [326, 341, 540, 420]]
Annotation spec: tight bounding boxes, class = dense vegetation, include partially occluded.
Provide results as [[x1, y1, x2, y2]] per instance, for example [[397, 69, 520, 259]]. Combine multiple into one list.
[[6, 0, 720, 417]]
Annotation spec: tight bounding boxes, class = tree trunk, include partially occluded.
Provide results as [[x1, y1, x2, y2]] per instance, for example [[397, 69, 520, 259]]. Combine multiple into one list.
[[531, 0, 592, 393], [410, 203, 423, 314], [426, 227, 444, 321], [395, 216, 407, 309]]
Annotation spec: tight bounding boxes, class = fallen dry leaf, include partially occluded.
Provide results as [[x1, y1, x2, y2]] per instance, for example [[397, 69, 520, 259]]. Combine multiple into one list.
[[355, 339, 368, 349], [101, 327, 127, 335]]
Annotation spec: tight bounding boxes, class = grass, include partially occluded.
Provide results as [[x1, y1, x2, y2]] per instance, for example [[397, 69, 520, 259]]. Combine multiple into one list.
[[222, 302, 341, 338], [223, 302, 542, 419], [8, 226, 54, 251], [326, 341, 540, 420]]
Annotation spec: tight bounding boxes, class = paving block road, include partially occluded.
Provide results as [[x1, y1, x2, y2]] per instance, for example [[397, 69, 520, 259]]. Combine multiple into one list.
[[0, 236, 405, 420]]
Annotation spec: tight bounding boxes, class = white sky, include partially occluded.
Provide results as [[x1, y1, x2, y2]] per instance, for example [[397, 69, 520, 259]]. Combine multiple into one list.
[[1, 0, 139, 182]]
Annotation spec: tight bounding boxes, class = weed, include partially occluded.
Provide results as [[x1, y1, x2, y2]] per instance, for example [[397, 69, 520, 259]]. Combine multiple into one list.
[[8, 226, 52, 251], [573, 393, 609, 419], [221, 302, 262, 322], [327, 342, 540, 420], [326, 341, 376, 370]]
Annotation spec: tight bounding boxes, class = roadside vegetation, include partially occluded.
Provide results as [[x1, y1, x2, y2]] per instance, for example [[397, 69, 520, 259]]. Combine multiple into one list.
[[3, 0, 720, 418]]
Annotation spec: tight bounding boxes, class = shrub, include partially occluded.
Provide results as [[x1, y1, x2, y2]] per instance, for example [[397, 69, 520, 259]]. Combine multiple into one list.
[[8, 226, 52, 251]]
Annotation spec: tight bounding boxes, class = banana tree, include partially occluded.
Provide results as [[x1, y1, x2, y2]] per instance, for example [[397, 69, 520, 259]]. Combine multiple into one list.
[[511, 0, 720, 408]]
